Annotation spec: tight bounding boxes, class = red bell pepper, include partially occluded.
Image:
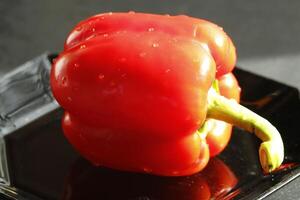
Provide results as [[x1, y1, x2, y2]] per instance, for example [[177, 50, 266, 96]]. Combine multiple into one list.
[[51, 12, 284, 176]]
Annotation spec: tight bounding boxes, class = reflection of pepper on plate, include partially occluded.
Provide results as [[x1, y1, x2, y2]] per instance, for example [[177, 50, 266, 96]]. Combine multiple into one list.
[[51, 12, 284, 176], [62, 157, 237, 200]]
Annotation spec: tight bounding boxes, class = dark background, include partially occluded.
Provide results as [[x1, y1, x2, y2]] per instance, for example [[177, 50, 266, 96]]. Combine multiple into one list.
[[0, 1, 300, 199]]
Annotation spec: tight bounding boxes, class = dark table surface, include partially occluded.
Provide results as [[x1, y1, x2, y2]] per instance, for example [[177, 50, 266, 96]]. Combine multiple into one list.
[[1, 1, 300, 199]]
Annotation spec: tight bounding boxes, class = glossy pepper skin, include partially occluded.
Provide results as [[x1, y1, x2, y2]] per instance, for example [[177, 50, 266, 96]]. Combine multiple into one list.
[[51, 12, 237, 176], [64, 12, 236, 78], [52, 12, 284, 176]]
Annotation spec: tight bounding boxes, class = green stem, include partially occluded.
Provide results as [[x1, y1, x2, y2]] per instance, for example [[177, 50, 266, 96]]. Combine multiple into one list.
[[198, 119, 214, 139], [207, 87, 284, 173]]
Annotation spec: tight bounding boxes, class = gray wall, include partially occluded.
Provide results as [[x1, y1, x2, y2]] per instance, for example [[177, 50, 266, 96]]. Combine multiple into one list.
[[1, 0, 300, 87]]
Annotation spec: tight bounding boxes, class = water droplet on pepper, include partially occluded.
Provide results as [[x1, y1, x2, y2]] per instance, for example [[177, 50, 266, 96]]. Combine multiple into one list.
[[98, 74, 105, 80], [148, 27, 155, 32], [62, 77, 67, 85], [143, 167, 152, 173], [152, 43, 159, 48], [139, 52, 146, 57], [75, 26, 82, 31]]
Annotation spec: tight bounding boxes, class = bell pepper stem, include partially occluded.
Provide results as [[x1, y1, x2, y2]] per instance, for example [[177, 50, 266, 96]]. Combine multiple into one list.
[[207, 87, 284, 173], [198, 119, 214, 139]]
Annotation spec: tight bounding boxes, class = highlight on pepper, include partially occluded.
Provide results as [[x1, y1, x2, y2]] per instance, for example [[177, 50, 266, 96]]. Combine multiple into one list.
[[50, 12, 284, 176]]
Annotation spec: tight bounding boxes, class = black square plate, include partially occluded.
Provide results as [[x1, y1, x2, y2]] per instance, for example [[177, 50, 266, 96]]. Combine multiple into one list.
[[1, 55, 300, 200]]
